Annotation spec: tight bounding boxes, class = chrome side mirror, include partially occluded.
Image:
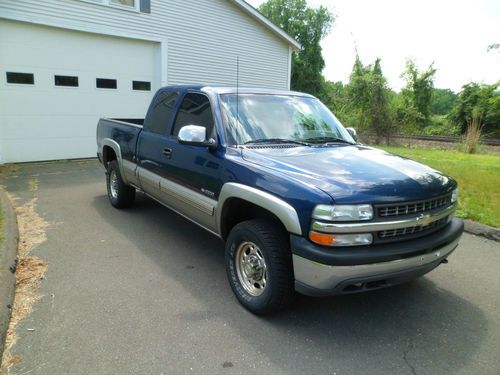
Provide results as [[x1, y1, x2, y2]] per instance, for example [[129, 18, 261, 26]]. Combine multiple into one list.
[[178, 125, 216, 148], [346, 127, 357, 141]]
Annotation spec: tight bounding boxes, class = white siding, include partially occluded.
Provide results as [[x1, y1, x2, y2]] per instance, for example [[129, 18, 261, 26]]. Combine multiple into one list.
[[0, 0, 291, 89]]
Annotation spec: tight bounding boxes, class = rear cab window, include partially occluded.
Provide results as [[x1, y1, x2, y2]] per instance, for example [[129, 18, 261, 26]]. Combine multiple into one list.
[[146, 91, 179, 135]]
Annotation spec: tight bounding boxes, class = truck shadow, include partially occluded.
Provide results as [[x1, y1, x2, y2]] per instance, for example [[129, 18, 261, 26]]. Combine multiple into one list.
[[92, 192, 486, 374]]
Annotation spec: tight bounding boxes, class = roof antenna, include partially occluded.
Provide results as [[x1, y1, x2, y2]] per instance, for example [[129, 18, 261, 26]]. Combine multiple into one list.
[[236, 56, 240, 128]]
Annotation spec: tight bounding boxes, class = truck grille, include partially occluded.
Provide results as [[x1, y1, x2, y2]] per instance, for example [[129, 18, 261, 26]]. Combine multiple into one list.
[[377, 194, 452, 218], [378, 216, 449, 239]]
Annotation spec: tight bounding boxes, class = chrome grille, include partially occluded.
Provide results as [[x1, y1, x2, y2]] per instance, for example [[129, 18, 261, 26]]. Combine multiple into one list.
[[378, 217, 449, 239], [378, 194, 452, 218]]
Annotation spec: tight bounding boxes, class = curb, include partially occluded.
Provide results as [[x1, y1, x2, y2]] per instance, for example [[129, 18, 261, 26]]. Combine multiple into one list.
[[0, 190, 18, 360], [464, 219, 500, 242]]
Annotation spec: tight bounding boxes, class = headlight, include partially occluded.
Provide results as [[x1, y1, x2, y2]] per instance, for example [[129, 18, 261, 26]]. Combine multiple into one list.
[[313, 204, 373, 221], [309, 231, 373, 247], [451, 188, 458, 203]]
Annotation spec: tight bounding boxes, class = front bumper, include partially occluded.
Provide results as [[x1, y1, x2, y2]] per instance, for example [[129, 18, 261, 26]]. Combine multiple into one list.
[[292, 218, 464, 296]]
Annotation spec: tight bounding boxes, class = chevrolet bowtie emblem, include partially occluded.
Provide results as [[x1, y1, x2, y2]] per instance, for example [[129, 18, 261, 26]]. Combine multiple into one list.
[[416, 213, 433, 226]]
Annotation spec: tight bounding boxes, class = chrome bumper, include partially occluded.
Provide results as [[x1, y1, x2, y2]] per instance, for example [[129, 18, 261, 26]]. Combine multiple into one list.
[[293, 236, 461, 296]]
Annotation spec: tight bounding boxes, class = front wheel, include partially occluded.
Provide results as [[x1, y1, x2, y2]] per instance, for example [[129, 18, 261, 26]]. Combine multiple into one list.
[[106, 160, 135, 209], [225, 219, 295, 314]]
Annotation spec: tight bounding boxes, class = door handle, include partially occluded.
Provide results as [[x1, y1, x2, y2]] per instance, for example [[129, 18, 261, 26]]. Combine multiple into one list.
[[162, 148, 173, 158]]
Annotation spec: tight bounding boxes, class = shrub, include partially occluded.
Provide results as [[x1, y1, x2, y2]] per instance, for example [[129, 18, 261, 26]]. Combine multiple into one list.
[[461, 108, 483, 154]]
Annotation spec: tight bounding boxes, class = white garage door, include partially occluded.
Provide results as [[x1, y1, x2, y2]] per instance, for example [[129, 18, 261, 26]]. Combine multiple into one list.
[[0, 20, 160, 163]]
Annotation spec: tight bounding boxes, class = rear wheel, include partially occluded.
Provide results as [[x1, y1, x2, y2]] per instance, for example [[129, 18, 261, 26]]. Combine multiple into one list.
[[225, 219, 294, 314], [106, 160, 135, 208]]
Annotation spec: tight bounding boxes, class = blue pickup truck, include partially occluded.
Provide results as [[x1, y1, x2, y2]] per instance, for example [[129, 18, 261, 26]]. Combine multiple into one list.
[[96, 85, 464, 314]]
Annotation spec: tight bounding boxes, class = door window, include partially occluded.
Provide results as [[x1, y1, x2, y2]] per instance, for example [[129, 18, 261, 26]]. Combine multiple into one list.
[[172, 93, 215, 138]]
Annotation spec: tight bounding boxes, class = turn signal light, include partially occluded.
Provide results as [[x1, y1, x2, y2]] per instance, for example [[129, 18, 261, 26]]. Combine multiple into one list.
[[309, 231, 335, 246], [309, 231, 373, 247]]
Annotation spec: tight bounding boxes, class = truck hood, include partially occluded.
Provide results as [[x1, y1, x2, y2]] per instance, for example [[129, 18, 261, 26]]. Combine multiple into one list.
[[241, 145, 456, 203]]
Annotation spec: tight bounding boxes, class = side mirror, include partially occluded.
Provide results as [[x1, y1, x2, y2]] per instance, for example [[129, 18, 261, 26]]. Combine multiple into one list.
[[346, 127, 358, 141], [178, 125, 216, 148]]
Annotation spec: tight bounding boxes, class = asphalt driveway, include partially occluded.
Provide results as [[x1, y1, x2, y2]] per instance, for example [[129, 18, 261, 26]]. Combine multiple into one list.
[[1, 160, 499, 375]]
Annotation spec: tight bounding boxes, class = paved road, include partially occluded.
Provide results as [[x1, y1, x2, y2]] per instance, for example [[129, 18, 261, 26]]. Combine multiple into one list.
[[1, 160, 499, 375]]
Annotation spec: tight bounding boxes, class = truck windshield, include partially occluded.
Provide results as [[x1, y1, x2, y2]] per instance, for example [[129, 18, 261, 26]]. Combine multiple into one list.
[[219, 94, 355, 146]]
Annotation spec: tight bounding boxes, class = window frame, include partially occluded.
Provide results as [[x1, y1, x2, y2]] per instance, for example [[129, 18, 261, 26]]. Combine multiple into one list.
[[78, 0, 140, 13], [5, 72, 35, 85], [96, 78, 118, 90], [54, 75, 79, 88], [132, 80, 151, 92]]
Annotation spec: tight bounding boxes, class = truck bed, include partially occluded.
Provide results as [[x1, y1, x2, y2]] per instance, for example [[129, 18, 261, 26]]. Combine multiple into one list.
[[96, 118, 144, 162]]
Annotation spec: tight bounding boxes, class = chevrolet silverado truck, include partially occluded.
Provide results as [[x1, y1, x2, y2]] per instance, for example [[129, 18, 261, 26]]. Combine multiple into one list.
[[96, 85, 464, 314]]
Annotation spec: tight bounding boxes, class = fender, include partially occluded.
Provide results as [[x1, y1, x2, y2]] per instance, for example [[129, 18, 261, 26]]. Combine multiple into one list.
[[216, 183, 302, 236], [99, 138, 128, 184]]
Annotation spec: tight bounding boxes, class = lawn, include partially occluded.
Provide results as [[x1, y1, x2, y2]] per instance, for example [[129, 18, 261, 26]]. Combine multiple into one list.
[[375, 146, 500, 228]]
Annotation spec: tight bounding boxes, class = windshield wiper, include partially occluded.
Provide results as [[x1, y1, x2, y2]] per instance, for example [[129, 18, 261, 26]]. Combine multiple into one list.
[[303, 136, 355, 145], [244, 138, 310, 146]]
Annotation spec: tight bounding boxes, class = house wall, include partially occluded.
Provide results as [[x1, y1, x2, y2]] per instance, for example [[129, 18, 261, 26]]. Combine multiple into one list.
[[0, 0, 291, 89]]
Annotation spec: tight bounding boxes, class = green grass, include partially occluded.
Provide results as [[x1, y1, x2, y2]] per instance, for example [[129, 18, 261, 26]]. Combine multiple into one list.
[[376, 146, 500, 228]]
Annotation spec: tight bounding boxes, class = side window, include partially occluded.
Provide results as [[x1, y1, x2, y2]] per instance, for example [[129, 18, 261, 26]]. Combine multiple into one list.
[[147, 91, 179, 135], [172, 93, 215, 138]]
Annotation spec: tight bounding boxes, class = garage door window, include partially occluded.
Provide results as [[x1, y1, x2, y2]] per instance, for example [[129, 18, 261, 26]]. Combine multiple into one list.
[[55, 75, 79, 87], [6, 72, 34, 85], [133, 81, 151, 91], [96, 78, 117, 89]]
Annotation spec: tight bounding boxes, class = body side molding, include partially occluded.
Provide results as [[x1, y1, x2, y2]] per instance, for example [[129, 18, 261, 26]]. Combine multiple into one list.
[[216, 183, 302, 236]]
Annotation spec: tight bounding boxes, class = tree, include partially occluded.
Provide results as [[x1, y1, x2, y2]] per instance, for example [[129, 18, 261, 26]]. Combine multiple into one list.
[[369, 58, 393, 143], [400, 59, 436, 129], [431, 88, 457, 115], [449, 82, 500, 137], [345, 55, 394, 143], [259, 0, 333, 100]]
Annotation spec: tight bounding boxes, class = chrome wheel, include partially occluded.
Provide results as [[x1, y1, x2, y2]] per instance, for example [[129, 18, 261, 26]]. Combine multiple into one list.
[[109, 170, 119, 199], [235, 241, 267, 296]]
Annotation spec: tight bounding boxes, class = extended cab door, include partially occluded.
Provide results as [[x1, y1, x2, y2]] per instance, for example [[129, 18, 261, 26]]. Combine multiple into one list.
[[138, 91, 222, 233], [136, 89, 179, 196]]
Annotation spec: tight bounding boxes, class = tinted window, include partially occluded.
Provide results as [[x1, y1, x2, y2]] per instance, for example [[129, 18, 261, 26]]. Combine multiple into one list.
[[6, 72, 34, 85], [172, 93, 214, 137], [55, 75, 78, 87], [133, 81, 151, 91], [96, 78, 117, 89], [147, 91, 179, 135]]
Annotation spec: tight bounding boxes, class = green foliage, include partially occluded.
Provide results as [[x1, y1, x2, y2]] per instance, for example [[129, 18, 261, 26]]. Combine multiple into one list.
[[449, 82, 500, 137], [259, 0, 333, 101], [344, 56, 395, 142], [400, 59, 436, 129], [423, 115, 460, 136], [431, 88, 457, 115]]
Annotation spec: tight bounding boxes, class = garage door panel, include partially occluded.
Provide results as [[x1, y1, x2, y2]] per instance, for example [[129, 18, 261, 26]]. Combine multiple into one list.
[[2, 116, 107, 139], [1, 137, 96, 163], [0, 89, 152, 116], [0, 20, 159, 163]]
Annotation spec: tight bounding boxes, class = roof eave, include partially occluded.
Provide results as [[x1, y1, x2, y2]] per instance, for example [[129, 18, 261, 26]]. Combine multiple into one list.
[[231, 0, 302, 50]]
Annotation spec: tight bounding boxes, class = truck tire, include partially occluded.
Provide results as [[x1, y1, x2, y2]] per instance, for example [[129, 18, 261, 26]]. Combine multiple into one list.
[[106, 160, 135, 209], [225, 219, 294, 314]]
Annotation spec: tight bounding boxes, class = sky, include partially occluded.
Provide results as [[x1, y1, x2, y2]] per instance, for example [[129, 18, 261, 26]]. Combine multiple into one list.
[[246, 0, 500, 92]]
